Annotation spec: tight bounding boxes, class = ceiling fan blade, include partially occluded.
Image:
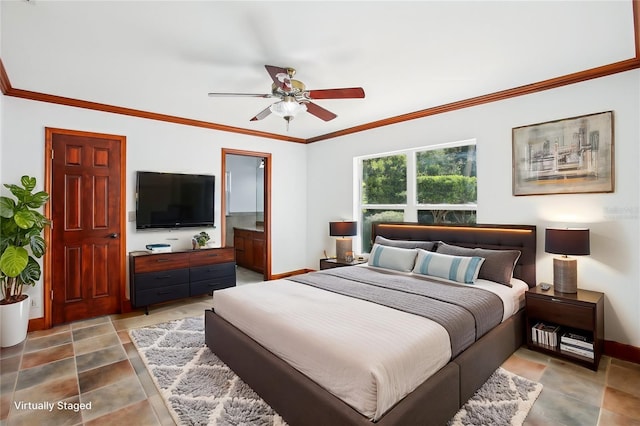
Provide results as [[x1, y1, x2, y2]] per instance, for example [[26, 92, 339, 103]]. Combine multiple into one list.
[[208, 92, 272, 98], [264, 65, 291, 91], [250, 106, 272, 121], [305, 102, 337, 121], [306, 87, 365, 100]]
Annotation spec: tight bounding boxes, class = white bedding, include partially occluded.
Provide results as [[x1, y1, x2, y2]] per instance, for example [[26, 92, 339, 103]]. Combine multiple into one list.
[[212, 269, 527, 420]]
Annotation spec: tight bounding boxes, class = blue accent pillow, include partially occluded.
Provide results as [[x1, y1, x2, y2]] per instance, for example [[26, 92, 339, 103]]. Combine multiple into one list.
[[368, 244, 418, 272], [412, 249, 485, 284]]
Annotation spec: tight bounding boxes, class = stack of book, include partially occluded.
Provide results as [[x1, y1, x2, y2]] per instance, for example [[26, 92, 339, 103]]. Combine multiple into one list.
[[560, 332, 594, 359], [531, 322, 560, 348]]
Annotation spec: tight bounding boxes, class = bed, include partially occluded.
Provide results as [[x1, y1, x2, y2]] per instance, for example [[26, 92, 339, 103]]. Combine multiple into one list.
[[205, 223, 536, 425]]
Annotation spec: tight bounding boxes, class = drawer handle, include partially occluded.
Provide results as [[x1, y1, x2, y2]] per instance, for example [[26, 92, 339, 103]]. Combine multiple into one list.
[[551, 298, 562, 302], [156, 259, 170, 263], [157, 291, 172, 295], [156, 275, 172, 279]]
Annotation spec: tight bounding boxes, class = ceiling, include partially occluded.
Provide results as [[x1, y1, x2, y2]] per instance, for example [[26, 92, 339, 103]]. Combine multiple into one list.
[[1, 1, 636, 141]]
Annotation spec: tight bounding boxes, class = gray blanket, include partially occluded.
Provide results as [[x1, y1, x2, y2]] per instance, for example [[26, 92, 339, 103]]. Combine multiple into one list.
[[288, 267, 504, 357]]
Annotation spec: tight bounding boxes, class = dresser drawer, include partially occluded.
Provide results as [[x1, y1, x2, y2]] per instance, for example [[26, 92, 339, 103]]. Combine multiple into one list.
[[190, 276, 235, 296], [134, 268, 189, 291], [133, 253, 190, 273], [526, 295, 594, 330], [190, 262, 234, 281], [134, 284, 190, 307], [189, 248, 235, 267]]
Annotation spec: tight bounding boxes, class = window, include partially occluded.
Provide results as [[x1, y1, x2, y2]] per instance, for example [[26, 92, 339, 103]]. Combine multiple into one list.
[[357, 141, 477, 253]]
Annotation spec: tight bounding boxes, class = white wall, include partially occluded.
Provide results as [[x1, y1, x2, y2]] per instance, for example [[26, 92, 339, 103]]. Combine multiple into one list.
[[2, 69, 638, 349], [1, 97, 308, 317], [306, 70, 640, 348]]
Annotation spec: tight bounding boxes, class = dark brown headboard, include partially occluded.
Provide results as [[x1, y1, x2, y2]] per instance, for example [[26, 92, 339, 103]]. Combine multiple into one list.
[[372, 223, 537, 288]]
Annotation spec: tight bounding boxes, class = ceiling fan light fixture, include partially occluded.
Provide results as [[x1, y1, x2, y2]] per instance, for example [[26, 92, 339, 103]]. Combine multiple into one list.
[[269, 97, 307, 120]]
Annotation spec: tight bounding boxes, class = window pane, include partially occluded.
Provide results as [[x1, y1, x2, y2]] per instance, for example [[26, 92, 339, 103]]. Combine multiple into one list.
[[416, 145, 477, 204], [361, 209, 404, 253], [417, 210, 477, 224], [362, 155, 407, 204]]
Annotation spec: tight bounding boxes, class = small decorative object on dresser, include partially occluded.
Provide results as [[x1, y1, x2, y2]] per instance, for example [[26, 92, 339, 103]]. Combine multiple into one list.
[[193, 231, 211, 249], [525, 284, 603, 370], [545, 228, 590, 293]]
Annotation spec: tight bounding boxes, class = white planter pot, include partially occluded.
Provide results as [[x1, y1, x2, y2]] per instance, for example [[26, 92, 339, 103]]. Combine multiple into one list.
[[1, 296, 30, 347]]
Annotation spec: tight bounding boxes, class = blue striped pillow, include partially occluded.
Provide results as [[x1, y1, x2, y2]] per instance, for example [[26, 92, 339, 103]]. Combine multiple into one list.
[[413, 249, 485, 284], [368, 244, 418, 272]]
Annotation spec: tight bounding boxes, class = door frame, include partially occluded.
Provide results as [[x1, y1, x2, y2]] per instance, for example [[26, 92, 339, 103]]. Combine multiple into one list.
[[221, 148, 272, 280], [42, 127, 127, 329]]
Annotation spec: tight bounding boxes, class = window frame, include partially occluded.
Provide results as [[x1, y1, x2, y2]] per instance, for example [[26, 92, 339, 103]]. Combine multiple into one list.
[[354, 139, 477, 253]]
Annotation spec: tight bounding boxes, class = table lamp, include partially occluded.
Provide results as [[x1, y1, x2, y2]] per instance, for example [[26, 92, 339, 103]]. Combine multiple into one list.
[[545, 228, 590, 293], [329, 221, 357, 262]]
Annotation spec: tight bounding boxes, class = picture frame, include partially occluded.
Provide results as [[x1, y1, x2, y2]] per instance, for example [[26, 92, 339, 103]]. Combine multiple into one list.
[[512, 111, 614, 196]]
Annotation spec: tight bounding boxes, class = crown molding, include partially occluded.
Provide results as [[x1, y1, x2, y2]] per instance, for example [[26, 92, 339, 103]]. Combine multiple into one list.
[[306, 58, 640, 143]]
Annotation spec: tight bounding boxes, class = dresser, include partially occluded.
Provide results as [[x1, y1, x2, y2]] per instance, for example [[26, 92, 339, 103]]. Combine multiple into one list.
[[129, 247, 235, 313]]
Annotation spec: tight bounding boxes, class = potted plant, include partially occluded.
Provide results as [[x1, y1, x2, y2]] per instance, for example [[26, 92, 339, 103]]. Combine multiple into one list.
[[0, 176, 50, 347], [192, 231, 211, 249]]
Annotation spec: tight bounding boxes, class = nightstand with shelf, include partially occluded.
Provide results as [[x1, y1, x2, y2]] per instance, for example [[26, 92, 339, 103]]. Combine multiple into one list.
[[319, 258, 368, 270], [525, 285, 604, 370]]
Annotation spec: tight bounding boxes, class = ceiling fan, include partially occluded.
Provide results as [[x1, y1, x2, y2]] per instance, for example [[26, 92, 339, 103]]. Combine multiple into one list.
[[208, 65, 365, 129]]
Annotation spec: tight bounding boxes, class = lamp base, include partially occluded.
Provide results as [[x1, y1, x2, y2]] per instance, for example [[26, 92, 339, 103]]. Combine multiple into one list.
[[553, 256, 577, 293], [336, 238, 353, 262]]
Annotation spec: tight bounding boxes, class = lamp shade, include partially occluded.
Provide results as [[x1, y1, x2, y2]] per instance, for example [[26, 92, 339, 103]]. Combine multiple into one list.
[[545, 228, 590, 255], [269, 98, 307, 118], [329, 221, 357, 237]]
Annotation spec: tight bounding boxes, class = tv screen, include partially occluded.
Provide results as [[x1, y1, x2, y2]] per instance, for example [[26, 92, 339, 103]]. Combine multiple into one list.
[[136, 171, 215, 229]]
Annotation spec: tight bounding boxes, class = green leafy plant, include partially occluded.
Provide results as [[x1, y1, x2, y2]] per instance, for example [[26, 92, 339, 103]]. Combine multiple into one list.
[[0, 176, 50, 304], [193, 231, 211, 248]]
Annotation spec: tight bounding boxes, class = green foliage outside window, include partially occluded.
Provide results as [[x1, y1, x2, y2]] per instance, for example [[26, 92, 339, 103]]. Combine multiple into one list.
[[418, 210, 477, 224], [361, 209, 404, 253], [416, 175, 477, 204], [416, 145, 476, 204], [362, 155, 406, 204]]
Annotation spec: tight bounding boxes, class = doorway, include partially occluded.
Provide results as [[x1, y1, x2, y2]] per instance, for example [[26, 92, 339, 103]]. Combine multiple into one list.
[[221, 149, 271, 280], [44, 128, 127, 327]]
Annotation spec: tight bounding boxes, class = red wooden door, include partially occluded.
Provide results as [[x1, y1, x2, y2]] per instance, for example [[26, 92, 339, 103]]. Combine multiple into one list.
[[50, 130, 123, 325]]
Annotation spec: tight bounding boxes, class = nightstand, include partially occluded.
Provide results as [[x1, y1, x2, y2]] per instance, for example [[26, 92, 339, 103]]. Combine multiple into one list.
[[525, 285, 604, 370], [319, 258, 367, 270]]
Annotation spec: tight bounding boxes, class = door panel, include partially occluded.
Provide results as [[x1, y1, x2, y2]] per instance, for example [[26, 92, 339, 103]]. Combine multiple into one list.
[[50, 131, 123, 325]]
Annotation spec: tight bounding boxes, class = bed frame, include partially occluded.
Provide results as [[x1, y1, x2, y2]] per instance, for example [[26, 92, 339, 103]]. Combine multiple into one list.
[[205, 223, 536, 425]]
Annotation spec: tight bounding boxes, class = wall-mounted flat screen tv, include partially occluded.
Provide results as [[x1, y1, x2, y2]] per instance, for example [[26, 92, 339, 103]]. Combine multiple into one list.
[[136, 171, 215, 229]]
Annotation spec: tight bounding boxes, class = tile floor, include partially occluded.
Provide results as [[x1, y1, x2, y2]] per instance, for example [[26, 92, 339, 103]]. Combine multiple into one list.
[[1, 267, 639, 425]]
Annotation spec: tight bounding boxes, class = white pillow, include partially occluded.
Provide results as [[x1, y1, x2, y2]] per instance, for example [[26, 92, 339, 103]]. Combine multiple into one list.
[[413, 249, 485, 284], [368, 244, 418, 272]]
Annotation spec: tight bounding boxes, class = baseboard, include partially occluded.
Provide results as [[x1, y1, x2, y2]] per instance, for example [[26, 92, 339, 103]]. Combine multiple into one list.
[[27, 317, 46, 333], [270, 269, 313, 280], [605, 340, 640, 365]]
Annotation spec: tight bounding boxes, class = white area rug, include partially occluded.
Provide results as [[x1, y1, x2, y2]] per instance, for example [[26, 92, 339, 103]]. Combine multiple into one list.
[[130, 316, 542, 426]]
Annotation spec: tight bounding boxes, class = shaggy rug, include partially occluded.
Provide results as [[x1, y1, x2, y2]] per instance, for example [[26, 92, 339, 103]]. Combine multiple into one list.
[[129, 316, 542, 426]]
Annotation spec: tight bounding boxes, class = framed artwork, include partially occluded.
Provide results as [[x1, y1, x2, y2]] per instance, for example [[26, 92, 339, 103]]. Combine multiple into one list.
[[512, 111, 614, 196]]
